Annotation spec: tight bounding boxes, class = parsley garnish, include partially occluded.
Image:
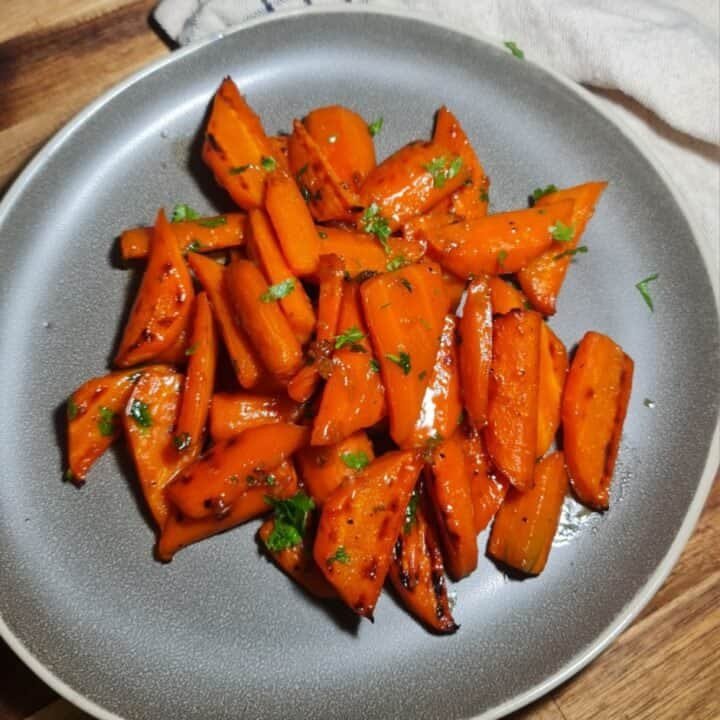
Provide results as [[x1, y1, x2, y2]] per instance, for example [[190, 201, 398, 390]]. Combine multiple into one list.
[[531, 184, 557, 203], [554, 246, 588, 261], [340, 450, 370, 471], [423, 156, 463, 189], [386, 254, 409, 272], [550, 221, 575, 243], [185, 342, 198, 356], [403, 491, 419, 533], [335, 326, 365, 350], [229, 165, 250, 174], [369, 359, 380, 373], [197, 216, 227, 229], [171, 204, 200, 223], [479, 190, 489, 202], [260, 278, 295, 303], [318, 230, 328, 239], [399, 277, 413, 292], [497, 249, 508, 268], [128, 399, 152, 429], [263, 492, 315, 552], [368, 117, 384, 137], [67, 398, 79, 421], [361, 203, 391, 252], [97, 406, 119, 437], [386, 351, 411, 375], [185, 239, 202, 253], [635, 273, 659, 311], [260, 156, 277, 171], [327, 546, 350, 565], [174, 432, 192, 451], [504, 41, 525, 59]]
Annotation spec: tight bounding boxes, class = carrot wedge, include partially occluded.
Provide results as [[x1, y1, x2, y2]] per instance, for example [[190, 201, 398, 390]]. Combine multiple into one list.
[[188, 253, 262, 389], [361, 261, 449, 447], [317, 227, 387, 276], [388, 487, 458, 633], [119, 213, 246, 261], [484, 310, 542, 490], [425, 433, 478, 580], [158, 460, 298, 561], [537, 324, 568, 457], [209, 392, 301, 441], [166, 423, 310, 520], [518, 182, 607, 315], [114, 209, 194, 367], [124, 366, 183, 528], [562, 332, 634, 509], [489, 277, 526, 315], [488, 451, 568, 575], [314, 449, 422, 618], [457, 275, 493, 430], [421, 200, 574, 278], [174, 293, 217, 460], [311, 282, 385, 445]]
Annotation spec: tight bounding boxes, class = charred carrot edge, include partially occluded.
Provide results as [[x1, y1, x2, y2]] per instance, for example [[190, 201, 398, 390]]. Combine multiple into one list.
[[536, 324, 568, 457]]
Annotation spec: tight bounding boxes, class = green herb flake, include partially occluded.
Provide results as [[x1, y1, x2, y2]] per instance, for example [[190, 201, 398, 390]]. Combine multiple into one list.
[[635, 273, 659, 312], [368, 117, 384, 137], [260, 156, 277, 172], [229, 165, 250, 175], [418, 370, 427, 380], [171, 204, 200, 223], [246, 471, 276, 487], [423, 155, 463, 189], [369, 359, 380, 373], [185, 239, 202, 253], [185, 342, 198, 356], [128, 399, 152, 429], [335, 325, 366, 350], [386, 254, 409, 272], [197, 216, 227, 229], [340, 450, 370, 471], [174, 432, 192, 451], [327, 546, 350, 565], [399, 277, 413, 293], [97, 406, 119, 437], [643, 398, 656, 408], [504, 40, 525, 59], [260, 278, 296, 303], [549, 221, 575, 243], [531, 184, 558, 203], [361, 203, 392, 252], [318, 230, 328, 239], [67, 398, 79, 421], [403, 491, 420, 534], [64, 469, 76, 483], [263, 492, 315, 552], [497, 249, 508, 268], [386, 351, 411, 375], [479, 190, 489, 203], [554, 246, 588, 261]]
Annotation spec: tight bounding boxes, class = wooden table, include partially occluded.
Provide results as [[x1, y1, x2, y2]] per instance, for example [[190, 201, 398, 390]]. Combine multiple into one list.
[[1, 2, 718, 718]]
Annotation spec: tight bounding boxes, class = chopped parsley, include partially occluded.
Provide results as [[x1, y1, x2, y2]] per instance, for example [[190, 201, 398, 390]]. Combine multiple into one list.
[[185, 342, 198, 356], [185, 239, 202, 253], [246, 471, 276, 487], [229, 165, 250, 174], [423, 155, 463, 189], [531, 184, 558, 203], [479, 190, 489, 202], [403, 491, 420, 534], [399, 277, 413, 293], [197, 216, 227, 229], [550, 221, 575, 243], [335, 326, 365, 350], [368, 117, 384, 137], [369, 359, 380, 373], [554, 245, 588, 261], [128, 399, 152, 429], [361, 203, 392, 252], [386, 254, 409, 272], [263, 492, 315, 552], [386, 351, 411, 375], [635, 273, 659, 311], [318, 230, 328, 239], [67, 398, 79, 421], [497, 249, 508, 268], [174, 432, 192, 451], [260, 278, 295, 303], [171, 204, 200, 222], [504, 41, 525, 59], [97, 406, 119, 437], [327, 546, 350, 565], [260, 156, 277, 171], [340, 450, 370, 471]]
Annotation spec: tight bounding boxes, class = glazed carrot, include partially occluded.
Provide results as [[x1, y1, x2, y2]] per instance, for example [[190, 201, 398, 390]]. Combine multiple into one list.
[[202, 77, 274, 209], [462, 430, 508, 533], [304, 105, 376, 192], [489, 276, 526, 315], [152, 326, 189, 364], [488, 451, 568, 575], [225, 258, 303, 382], [288, 254, 345, 403], [425, 433, 478, 580], [166, 423, 310, 520], [268, 135, 290, 172], [484, 310, 542, 490], [311, 282, 385, 445], [441, 272, 466, 312], [562, 332, 633, 510], [421, 200, 574, 278], [124, 367, 183, 528], [114, 210, 194, 367], [410, 314, 462, 446], [187, 253, 262, 389], [265, 172, 321, 276], [518, 182, 607, 315], [402, 198, 455, 246], [433, 106, 489, 220], [209, 392, 301, 441], [317, 227, 387, 275], [66, 370, 142, 484], [537, 324, 568, 457], [296, 431, 375, 506], [457, 275, 493, 430], [361, 261, 449, 447], [388, 487, 458, 633], [119, 213, 246, 261], [158, 460, 299, 561], [288, 119, 359, 222], [314, 450, 422, 618], [246, 209, 316, 345], [258, 515, 336, 598], [174, 293, 217, 460], [360, 140, 472, 230]]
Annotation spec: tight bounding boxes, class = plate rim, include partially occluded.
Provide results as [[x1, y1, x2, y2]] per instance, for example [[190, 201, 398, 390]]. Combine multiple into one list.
[[0, 6, 718, 720]]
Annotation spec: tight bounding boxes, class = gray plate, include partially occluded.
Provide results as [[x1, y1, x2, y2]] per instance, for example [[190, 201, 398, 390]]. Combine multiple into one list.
[[0, 7, 718, 720]]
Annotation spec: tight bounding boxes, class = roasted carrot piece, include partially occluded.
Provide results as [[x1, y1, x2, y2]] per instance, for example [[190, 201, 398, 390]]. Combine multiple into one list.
[[158, 460, 298, 561], [287, 119, 359, 222], [488, 451, 568, 575], [562, 332, 633, 510], [518, 182, 608, 315], [202, 77, 274, 209], [457, 275, 493, 430], [265, 172, 321, 276], [489, 277, 526, 315], [66, 370, 143, 484], [462, 430, 508, 533], [166, 423, 310, 520], [297, 431, 375, 506], [209, 392, 301, 441], [388, 486, 458, 633], [433, 106, 489, 220], [268, 135, 290, 172], [314, 449, 422, 618], [421, 200, 574, 278], [311, 282, 385, 445], [187, 253, 262, 389], [304, 106, 377, 192], [410, 314, 462, 446], [173, 293, 217, 460], [225, 258, 303, 382], [124, 366, 183, 528], [151, 325, 189, 364], [114, 210, 194, 367], [441, 272, 466, 313], [537, 324, 568, 457], [484, 310, 542, 490], [361, 261, 449, 447], [119, 213, 246, 261], [246, 209, 316, 345], [425, 433, 478, 580], [402, 200, 455, 246], [317, 227, 387, 275]]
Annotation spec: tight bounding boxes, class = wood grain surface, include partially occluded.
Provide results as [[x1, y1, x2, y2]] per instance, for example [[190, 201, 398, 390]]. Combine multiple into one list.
[[0, 2, 718, 719]]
